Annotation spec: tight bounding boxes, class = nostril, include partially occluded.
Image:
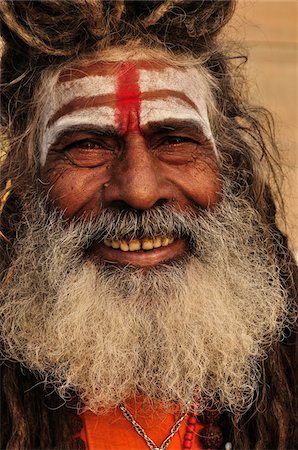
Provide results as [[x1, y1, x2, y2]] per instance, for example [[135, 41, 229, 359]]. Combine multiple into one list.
[[153, 198, 172, 208], [109, 200, 131, 211]]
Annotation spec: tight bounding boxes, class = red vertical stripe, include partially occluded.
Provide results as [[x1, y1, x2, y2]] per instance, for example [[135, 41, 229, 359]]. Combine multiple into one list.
[[115, 63, 141, 134]]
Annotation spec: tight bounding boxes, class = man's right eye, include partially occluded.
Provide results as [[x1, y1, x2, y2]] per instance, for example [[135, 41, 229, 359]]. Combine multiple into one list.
[[70, 140, 103, 150], [62, 139, 115, 168], [64, 138, 110, 151]]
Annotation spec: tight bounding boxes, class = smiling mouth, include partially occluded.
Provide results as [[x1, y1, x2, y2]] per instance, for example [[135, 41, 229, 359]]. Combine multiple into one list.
[[103, 236, 175, 252], [90, 235, 187, 267]]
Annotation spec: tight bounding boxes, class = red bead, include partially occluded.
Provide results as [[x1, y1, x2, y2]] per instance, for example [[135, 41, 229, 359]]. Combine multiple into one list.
[[186, 424, 195, 432], [183, 439, 192, 448], [188, 416, 197, 425], [185, 432, 193, 440]]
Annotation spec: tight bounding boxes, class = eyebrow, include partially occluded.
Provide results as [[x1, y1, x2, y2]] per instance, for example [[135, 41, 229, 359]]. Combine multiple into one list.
[[145, 119, 209, 137], [48, 125, 121, 146]]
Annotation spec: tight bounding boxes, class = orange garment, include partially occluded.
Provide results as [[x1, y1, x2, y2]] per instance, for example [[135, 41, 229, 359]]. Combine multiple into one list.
[[77, 398, 203, 450]]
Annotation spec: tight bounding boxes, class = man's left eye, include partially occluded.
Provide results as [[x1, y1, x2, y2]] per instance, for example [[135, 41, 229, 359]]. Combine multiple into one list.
[[152, 135, 199, 165], [162, 136, 195, 145], [71, 140, 103, 150]]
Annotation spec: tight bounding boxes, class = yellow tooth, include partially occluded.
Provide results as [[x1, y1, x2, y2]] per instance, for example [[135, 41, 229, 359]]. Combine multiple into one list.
[[104, 239, 112, 247], [142, 239, 154, 250], [120, 241, 129, 251], [129, 240, 141, 251], [168, 236, 175, 244], [161, 237, 169, 246], [111, 240, 120, 249], [153, 237, 162, 248]]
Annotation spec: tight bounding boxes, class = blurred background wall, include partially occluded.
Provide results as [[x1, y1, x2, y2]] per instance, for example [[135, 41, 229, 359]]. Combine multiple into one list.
[[226, 0, 298, 257]]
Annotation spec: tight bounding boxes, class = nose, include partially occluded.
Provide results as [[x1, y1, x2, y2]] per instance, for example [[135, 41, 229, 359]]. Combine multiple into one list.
[[103, 135, 173, 210]]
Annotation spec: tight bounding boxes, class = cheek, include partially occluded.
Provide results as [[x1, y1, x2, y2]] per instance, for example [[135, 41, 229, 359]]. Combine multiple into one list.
[[166, 159, 222, 208], [42, 166, 109, 219]]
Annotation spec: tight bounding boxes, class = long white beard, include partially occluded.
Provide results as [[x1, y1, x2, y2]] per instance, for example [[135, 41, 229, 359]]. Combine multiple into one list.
[[0, 192, 290, 414]]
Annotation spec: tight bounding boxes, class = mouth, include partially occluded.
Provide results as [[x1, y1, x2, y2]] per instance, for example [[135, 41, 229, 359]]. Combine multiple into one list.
[[90, 236, 187, 267]]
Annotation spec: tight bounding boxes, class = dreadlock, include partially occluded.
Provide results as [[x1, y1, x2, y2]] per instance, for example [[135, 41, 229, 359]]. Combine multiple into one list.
[[0, 1, 297, 449]]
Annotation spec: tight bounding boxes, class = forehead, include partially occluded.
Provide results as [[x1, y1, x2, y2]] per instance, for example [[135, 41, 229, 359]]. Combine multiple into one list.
[[49, 60, 212, 117], [57, 59, 210, 95]]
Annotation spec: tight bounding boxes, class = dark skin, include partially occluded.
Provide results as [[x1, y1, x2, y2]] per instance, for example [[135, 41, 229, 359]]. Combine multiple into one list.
[[41, 62, 222, 267]]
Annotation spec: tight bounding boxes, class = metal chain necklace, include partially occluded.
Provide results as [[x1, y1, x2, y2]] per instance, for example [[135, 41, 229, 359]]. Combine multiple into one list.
[[118, 402, 187, 450]]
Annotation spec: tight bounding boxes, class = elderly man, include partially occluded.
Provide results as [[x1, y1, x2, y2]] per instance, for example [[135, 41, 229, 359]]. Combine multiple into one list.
[[0, 1, 297, 449]]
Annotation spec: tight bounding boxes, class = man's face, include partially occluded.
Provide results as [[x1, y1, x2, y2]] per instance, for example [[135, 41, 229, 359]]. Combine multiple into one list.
[[40, 60, 221, 267]]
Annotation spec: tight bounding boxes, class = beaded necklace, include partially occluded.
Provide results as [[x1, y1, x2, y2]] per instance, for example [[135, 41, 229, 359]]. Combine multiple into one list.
[[118, 403, 233, 450], [71, 404, 233, 450]]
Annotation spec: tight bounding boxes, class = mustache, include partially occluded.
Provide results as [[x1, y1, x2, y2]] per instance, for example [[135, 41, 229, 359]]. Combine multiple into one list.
[[76, 205, 200, 246]]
